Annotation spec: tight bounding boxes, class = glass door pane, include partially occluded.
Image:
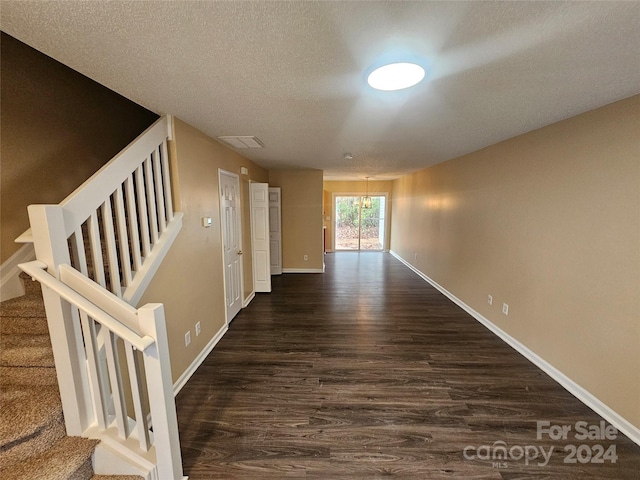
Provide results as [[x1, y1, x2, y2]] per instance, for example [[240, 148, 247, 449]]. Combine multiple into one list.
[[361, 196, 385, 250], [335, 196, 360, 250]]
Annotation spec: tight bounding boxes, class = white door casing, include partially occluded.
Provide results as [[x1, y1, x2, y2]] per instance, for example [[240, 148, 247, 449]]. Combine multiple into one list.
[[219, 170, 242, 322], [269, 187, 282, 275], [250, 183, 272, 293]]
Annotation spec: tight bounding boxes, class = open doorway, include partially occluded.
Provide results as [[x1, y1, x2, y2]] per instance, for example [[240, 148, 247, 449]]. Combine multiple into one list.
[[334, 195, 386, 250]]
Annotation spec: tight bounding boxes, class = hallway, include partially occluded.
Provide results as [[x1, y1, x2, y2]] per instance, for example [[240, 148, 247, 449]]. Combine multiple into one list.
[[176, 253, 640, 479]]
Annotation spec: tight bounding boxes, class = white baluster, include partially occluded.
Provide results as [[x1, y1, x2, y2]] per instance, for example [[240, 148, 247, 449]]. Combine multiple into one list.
[[125, 341, 151, 451], [124, 174, 142, 271], [88, 211, 106, 288], [79, 311, 109, 429], [135, 164, 152, 258], [104, 330, 129, 439], [144, 157, 159, 244], [101, 198, 123, 297], [152, 146, 167, 233], [161, 139, 174, 222], [114, 185, 133, 286], [70, 226, 89, 276]]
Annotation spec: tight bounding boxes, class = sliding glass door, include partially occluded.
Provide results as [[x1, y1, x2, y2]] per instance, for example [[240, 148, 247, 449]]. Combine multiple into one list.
[[335, 195, 386, 251]]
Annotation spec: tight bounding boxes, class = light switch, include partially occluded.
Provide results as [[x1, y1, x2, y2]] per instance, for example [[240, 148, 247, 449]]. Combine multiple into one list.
[[202, 217, 212, 227]]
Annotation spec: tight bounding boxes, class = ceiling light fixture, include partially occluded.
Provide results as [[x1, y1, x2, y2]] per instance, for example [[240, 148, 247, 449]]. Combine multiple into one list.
[[367, 62, 425, 91], [362, 176, 372, 209]]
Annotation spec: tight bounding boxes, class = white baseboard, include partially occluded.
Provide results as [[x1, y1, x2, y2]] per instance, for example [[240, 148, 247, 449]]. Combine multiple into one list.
[[243, 291, 255, 308], [282, 268, 325, 273], [389, 250, 640, 446], [173, 323, 228, 396], [1, 243, 35, 301]]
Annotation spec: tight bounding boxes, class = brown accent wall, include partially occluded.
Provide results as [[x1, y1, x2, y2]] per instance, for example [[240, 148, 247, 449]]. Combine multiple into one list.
[[323, 180, 394, 251], [138, 118, 268, 382], [391, 95, 640, 429], [0, 33, 158, 262], [268, 169, 324, 271]]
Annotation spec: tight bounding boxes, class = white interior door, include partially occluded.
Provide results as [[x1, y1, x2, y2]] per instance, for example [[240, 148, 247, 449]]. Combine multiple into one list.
[[219, 170, 242, 322], [250, 183, 272, 292], [269, 187, 282, 275]]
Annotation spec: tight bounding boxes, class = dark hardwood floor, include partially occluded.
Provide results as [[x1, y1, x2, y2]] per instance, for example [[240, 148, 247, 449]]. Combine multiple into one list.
[[176, 252, 640, 479]]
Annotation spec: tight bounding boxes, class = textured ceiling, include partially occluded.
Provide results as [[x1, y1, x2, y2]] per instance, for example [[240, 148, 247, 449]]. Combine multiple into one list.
[[1, 1, 639, 180]]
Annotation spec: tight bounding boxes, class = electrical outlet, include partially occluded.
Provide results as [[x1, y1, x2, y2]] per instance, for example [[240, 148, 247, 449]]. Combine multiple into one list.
[[414, 253, 418, 261], [185, 331, 191, 346], [502, 303, 509, 315], [195, 322, 201, 336], [488, 295, 493, 306], [304, 255, 308, 261]]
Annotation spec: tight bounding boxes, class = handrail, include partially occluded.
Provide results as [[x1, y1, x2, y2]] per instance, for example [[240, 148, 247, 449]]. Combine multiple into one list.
[[59, 264, 139, 333], [19, 261, 153, 351]]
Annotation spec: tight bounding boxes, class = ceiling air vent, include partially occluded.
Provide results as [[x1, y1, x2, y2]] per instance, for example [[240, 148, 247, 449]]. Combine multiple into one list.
[[217, 136, 264, 149]]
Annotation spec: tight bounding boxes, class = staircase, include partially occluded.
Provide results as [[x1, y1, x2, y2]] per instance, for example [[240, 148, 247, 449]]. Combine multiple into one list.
[[3, 115, 186, 479], [0, 273, 142, 480]]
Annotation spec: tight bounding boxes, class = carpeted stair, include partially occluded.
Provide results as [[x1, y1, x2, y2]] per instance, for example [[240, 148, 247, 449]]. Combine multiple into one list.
[[0, 273, 142, 480]]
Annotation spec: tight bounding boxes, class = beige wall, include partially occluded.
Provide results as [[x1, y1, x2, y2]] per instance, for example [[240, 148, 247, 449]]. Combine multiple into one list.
[[391, 95, 640, 429], [269, 170, 324, 271], [0, 33, 158, 263], [138, 118, 268, 382], [323, 180, 394, 251]]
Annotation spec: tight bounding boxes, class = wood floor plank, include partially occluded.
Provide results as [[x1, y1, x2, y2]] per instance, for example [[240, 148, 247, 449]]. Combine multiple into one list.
[[176, 252, 640, 479]]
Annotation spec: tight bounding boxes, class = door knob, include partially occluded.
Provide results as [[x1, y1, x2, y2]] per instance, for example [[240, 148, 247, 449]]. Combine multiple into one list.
[[237, 250, 243, 255]]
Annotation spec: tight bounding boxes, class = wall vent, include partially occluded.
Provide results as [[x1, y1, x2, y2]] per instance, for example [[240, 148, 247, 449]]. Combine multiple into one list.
[[217, 136, 264, 149]]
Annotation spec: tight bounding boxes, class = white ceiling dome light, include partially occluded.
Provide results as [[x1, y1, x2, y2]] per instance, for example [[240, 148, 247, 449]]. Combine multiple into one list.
[[367, 62, 426, 91]]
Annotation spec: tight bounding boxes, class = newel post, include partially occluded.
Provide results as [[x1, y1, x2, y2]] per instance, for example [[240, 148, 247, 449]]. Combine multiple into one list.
[[27, 204, 92, 435], [139, 303, 185, 479]]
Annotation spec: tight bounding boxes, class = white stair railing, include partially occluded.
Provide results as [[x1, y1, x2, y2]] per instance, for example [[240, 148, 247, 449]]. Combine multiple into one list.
[[29, 115, 182, 306], [20, 261, 184, 480], [21, 115, 186, 478]]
